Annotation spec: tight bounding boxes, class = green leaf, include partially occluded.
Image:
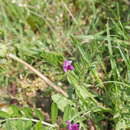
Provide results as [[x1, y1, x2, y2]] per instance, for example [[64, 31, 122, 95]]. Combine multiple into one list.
[[24, 120, 33, 130], [27, 13, 45, 32], [52, 94, 74, 112], [21, 107, 33, 118], [14, 120, 25, 130], [63, 105, 72, 122], [34, 109, 45, 121], [0, 110, 10, 118], [0, 44, 7, 57], [67, 72, 94, 100], [10, 105, 21, 117], [115, 119, 126, 130], [67, 72, 111, 112], [40, 50, 63, 66], [34, 122, 43, 130], [4, 119, 32, 130], [51, 102, 58, 123], [5, 120, 13, 130]]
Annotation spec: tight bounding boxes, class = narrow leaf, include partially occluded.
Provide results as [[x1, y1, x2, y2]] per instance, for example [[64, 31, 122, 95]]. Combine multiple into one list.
[[51, 102, 58, 123], [0, 110, 10, 118]]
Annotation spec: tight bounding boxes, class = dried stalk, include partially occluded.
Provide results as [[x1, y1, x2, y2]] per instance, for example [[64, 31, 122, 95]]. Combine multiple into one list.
[[8, 54, 68, 97]]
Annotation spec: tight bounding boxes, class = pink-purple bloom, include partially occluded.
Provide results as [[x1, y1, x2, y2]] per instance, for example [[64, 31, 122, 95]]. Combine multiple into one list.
[[66, 121, 79, 130], [63, 60, 74, 72]]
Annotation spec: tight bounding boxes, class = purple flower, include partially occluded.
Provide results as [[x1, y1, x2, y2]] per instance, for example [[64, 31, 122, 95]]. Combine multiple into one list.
[[66, 121, 79, 130], [63, 60, 74, 72]]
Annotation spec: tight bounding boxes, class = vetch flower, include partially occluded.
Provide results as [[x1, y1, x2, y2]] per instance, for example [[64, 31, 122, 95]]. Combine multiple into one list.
[[63, 60, 74, 72], [66, 121, 79, 130]]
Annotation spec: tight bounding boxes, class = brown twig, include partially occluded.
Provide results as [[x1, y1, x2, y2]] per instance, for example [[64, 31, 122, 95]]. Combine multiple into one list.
[[8, 53, 68, 97]]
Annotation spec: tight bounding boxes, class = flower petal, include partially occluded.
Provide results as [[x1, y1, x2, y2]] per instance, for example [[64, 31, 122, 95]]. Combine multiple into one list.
[[66, 121, 79, 130], [67, 65, 74, 70], [63, 60, 74, 72]]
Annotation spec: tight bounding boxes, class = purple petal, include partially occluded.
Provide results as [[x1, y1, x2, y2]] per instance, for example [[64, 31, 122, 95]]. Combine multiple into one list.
[[66, 121, 71, 125], [67, 65, 74, 70], [66, 121, 72, 130], [63, 66, 68, 72], [64, 60, 72, 66], [63, 60, 74, 72], [66, 121, 79, 130], [71, 123, 79, 130]]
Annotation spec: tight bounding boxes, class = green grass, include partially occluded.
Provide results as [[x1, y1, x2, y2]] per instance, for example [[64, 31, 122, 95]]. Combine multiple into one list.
[[0, 0, 130, 129]]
